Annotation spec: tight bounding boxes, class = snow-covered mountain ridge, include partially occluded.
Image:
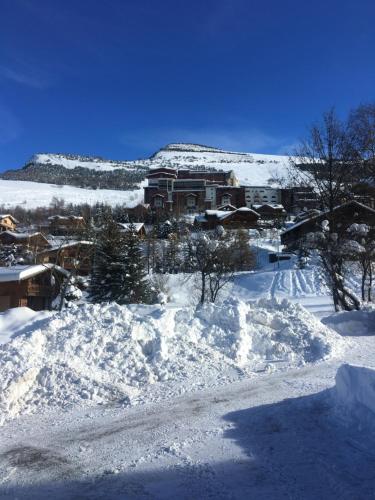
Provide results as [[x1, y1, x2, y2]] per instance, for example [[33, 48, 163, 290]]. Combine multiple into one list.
[[0, 144, 290, 207], [30, 152, 149, 172], [152, 143, 289, 186]]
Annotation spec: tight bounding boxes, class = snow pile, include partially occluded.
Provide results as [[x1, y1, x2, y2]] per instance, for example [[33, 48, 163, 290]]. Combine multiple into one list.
[[322, 307, 375, 336], [335, 364, 375, 427], [0, 298, 342, 422], [0, 307, 50, 345], [180, 298, 341, 365]]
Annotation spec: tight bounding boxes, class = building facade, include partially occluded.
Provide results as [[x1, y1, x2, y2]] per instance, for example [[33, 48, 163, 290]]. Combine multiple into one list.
[[0, 215, 19, 232], [244, 186, 281, 207], [280, 187, 319, 214], [0, 265, 65, 312], [144, 167, 245, 214]]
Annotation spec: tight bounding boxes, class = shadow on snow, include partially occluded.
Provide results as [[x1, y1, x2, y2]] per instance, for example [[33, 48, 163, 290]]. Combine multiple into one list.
[[1, 388, 375, 499]]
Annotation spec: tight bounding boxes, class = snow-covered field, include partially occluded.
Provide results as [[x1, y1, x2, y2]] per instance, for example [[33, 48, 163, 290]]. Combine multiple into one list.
[[0, 179, 144, 209], [0, 243, 374, 498]]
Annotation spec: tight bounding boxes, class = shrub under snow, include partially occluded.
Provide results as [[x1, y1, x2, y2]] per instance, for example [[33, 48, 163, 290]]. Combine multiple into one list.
[[0, 298, 343, 422]]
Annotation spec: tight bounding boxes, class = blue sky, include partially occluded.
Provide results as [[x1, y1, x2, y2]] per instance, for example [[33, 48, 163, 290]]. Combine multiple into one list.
[[1, 0, 375, 170]]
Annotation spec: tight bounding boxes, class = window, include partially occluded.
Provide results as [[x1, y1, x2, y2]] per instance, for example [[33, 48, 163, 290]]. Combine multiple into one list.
[[154, 197, 163, 208], [221, 195, 231, 205], [186, 195, 196, 208]]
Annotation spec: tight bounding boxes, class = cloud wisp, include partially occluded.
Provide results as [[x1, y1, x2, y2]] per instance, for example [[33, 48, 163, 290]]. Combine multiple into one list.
[[0, 60, 52, 89]]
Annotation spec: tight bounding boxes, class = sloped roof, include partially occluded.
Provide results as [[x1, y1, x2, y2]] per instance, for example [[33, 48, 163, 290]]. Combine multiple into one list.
[[117, 223, 145, 232], [0, 230, 49, 242], [198, 206, 260, 222], [216, 204, 236, 211], [252, 203, 285, 210], [281, 200, 375, 235], [48, 215, 84, 221], [0, 264, 68, 283], [0, 214, 19, 224], [38, 240, 93, 254]]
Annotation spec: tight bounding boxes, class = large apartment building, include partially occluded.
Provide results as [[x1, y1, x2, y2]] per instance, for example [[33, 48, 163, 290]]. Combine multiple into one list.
[[144, 167, 309, 216], [144, 167, 245, 214], [244, 186, 281, 206]]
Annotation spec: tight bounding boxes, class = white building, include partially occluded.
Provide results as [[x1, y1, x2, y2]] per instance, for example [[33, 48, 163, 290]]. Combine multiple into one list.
[[245, 186, 281, 207]]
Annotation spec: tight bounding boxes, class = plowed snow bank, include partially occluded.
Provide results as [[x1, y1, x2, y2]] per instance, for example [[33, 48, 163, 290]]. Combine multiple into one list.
[[335, 364, 375, 427], [323, 308, 375, 336], [0, 298, 343, 422]]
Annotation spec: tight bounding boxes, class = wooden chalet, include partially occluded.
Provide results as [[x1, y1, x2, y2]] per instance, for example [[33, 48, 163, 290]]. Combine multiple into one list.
[[216, 203, 237, 212], [0, 214, 19, 232], [281, 201, 375, 249], [37, 241, 94, 275], [126, 203, 151, 220], [117, 223, 146, 237], [195, 207, 260, 230], [252, 204, 287, 222], [48, 215, 86, 235], [0, 231, 50, 250], [0, 264, 67, 312]]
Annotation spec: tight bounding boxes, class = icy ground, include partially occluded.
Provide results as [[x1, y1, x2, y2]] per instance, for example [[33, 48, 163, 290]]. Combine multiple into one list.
[[0, 254, 375, 498]]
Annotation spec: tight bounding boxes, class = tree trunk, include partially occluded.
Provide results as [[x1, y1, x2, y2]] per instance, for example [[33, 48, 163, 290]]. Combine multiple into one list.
[[200, 272, 206, 305]]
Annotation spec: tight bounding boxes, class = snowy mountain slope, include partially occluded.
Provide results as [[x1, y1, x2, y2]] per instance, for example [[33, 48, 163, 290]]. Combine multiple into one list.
[[1, 153, 149, 192], [31, 144, 291, 187], [152, 143, 290, 186], [31, 153, 149, 172], [0, 179, 144, 209], [0, 143, 290, 207]]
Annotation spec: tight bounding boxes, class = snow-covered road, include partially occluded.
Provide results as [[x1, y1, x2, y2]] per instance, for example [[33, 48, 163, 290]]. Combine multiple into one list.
[[0, 256, 374, 499], [0, 328, 374, 499]]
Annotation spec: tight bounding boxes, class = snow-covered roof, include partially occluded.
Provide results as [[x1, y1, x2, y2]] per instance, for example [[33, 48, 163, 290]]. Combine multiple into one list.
[[0, 264, 68, 283], [205, 210, 230, 220], [252, 203, 285, 210], [0, 214, 19, 224], [48, 215, 84, 221], [198, 206, 260, 222], [236, 207, 252, 212], [0, 230, 47, 240], [117, 223, 145, 232], [38, 240, 93, 254], [281, 200, 375, 235], [216, 204, 236, 211]]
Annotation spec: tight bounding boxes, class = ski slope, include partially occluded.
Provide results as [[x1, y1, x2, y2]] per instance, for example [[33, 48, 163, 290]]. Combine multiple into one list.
[[0, 179, 145, 209]]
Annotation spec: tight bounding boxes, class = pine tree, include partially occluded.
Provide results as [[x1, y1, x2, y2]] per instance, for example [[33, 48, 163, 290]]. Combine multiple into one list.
[[121, 223, 154, 303], [89, 213, 126, 303]]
